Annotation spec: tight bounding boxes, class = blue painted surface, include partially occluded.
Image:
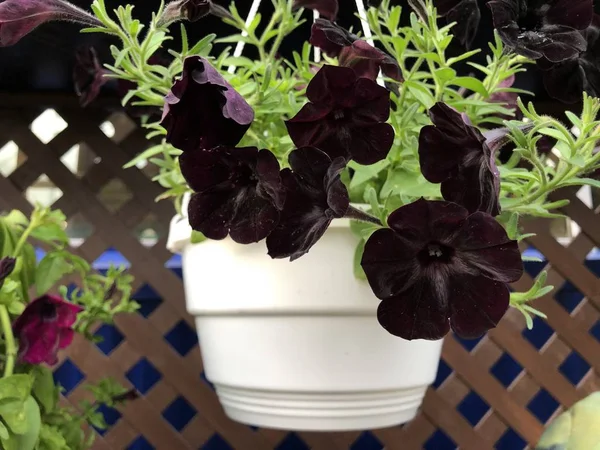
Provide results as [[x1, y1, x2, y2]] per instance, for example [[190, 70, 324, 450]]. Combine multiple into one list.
[[51, 250, 600, 449]]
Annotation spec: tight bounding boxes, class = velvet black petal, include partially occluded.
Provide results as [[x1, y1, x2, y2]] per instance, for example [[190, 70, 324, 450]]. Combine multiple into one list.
[[448, 276, 510, 338], [361, 198, 522, 341], [73, 46, 108, 108], [161, 56, 254, 152], [488, 0, 592, 62], [181, 147, 284, 244], [338, 40, 403, 82], [293, 0, 338, 20], [286, 65, 393, 165], [267, 147, 349, 261], [419, 102, 501, 215], [310, 18, 356, 57], [436, 0, 481, 49]]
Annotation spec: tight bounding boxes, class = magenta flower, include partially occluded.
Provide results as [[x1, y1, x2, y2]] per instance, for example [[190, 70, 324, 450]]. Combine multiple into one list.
[[13, 295, 83, 366], [161, 57, 255, 152], [285, 65, 394, 165], [180, 146, 285, 243], [419, 102, 503, 216], [73, 46, 109, 108], [293, 0, 338, 20], [267, 147, 349, 261], [0, 0, 102, 47], [361, 199, 523, 340], [310, 19, 402, 83], [488, 0, 593, 62]]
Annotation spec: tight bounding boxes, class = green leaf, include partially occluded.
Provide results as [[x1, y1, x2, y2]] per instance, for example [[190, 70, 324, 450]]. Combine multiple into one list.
[[503, 212, 519, 240], [364, 187, 383, 221], [13, 397, 40, 450], [3, 211, 28, 228], [353, 240, 367, 281], [32, 367, 56, 414], [380, 169, 441, 199], [190, 231, 207, 244], [0, 433, 18, 450], [562, 177, 600, 190], [451, 77, 488, 97], [123, 144, 173, 169], [434, 67, 456, 82], [0, 375, 33, 404], [348, 160, 389, 190], [30, 223, 68, 244], [35, 254, 74, 295], [0, 421, 8, 440]]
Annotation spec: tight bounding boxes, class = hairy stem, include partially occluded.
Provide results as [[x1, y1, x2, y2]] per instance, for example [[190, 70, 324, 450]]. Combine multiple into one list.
[[345, 206, 383, 226]]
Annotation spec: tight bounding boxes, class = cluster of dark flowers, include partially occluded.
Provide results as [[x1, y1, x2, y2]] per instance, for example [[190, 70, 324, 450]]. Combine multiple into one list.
[[159, 8, 526, 341]]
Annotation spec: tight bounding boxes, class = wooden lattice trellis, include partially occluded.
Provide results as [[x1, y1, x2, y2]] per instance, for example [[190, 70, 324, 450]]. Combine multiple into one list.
[[0, 94, 600, 450]]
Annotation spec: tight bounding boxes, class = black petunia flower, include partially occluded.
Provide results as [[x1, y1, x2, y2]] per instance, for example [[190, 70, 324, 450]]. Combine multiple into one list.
[[436, 0, 481, 49], [293, 0, 338, 20], [161, 56, 255, 152], [540, 16, 600, 103], [361, 198, 523, 341], [285, 65, 394, 165], [418, 102, 505, 216], [73, 46, 108, 108], [159, 0, 231, 26], [179, 146, 285, 244], [310, 19, 402, 82], [267, 147, 349, 261], [0, 257, 15, 287], [488, 0, 593, 62]]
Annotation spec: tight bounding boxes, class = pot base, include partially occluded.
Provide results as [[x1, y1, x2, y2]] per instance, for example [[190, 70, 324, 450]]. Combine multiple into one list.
[[215, 383, 428, 431]]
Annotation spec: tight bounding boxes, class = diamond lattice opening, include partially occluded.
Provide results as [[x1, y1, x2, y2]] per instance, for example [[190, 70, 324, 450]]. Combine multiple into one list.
[[60, 143, 101, 178], [100, 112, 137, 143], [96, 178, 133, 213], [65, 213, 95, 247], [133, 213, 164, 247], [30, 109, 68, 144], [25, 174, 63, 207], [0, 141, 27, 177]]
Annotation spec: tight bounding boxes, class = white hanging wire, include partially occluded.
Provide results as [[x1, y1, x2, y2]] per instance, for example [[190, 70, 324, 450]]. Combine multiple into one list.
[[355, 0, 384, 86], [313, 10, 321, 63], [228, 0, 263, 74]]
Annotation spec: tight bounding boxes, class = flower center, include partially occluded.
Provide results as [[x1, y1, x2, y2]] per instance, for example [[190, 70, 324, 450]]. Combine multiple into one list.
[[40, 302, 58, 322], [333, 109, 346, 120], [418, 242, 454, 265]]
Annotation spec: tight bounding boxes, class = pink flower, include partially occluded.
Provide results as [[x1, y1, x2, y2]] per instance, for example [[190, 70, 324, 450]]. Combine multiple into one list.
[[13, 295, 83, 366], [0, 0, 101, 47]]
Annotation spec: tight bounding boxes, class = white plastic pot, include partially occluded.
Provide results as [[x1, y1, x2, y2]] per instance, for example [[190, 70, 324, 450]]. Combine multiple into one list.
[[167, 202, 444, 431]]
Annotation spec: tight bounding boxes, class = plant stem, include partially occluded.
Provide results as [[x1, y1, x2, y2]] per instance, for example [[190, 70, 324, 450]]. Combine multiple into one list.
[[345, 206, 383, 226], [0, 306, 15, 378]]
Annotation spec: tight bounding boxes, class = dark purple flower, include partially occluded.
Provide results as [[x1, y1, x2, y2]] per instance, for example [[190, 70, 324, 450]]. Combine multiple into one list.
[[267, 147, 349, 261], [489, 75, 519, 119], [488, 0, 592, 62], [74, 46, 108, 108], [293, 0, 338, 20], [310, 19, 402, 82], [0, 257, 15, 287], [361, 199, 523, 340], [285, 65, 394, 165], [13, 295, 83, 365], [0, 0, 102, 47], [540, 16, 600, 103], [436, 0, 481, 49], [159, 0, 231, 25], [161, 56, 255, 152], [419, 102, 503, 216], [180, 146, 285, 244]]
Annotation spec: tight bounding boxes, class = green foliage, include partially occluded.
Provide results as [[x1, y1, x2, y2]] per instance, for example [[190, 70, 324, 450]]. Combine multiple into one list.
[[0, 206, 138, 449]]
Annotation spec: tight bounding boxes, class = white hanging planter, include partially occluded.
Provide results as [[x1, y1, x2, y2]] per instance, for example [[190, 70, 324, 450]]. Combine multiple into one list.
[[167, 195, 444, 431]]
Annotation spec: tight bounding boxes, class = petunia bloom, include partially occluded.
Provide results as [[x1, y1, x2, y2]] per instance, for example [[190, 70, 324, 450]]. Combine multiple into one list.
[[267, 147, 349, 261], [158, 0, 231, 26], [285, 65, 394, 165], [488, 0, 593, 62], [540, 16, 600, 104], [0, 0, 102, 47], [161, 56, 255, 152], [293, 0, 338, 20], [418, 102, 504, 216], [436, 0, 481, 49], [180, 146, 285, 244], [13, 295, 83, 365], [361, 199, 523, 340], [310, 19, 402, 82], [73, 46, 109, 108]]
